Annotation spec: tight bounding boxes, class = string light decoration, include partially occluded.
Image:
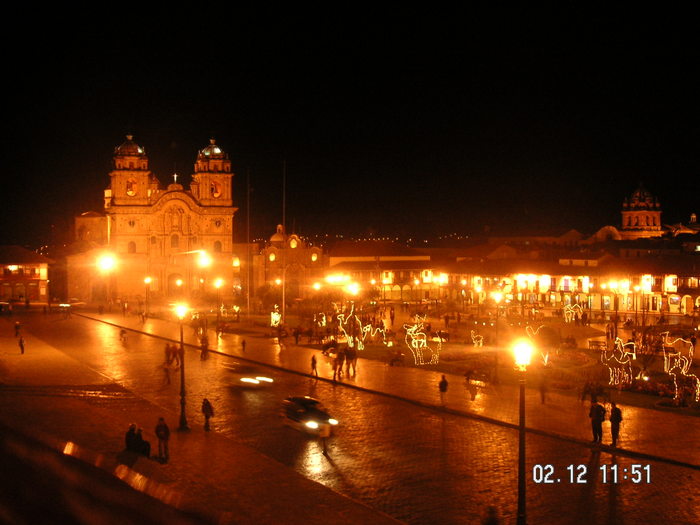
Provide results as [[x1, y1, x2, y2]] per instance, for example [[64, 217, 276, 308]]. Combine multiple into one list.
[[335, 304, 388, 352], [471, 330, 484, 347], [660, 332, 699, 402], [563, 304, 583, 323], [403, 314, 441, 365], [270, 305, 281, 327], [600, 337, 637, 386], [525, 325, 549, 366]]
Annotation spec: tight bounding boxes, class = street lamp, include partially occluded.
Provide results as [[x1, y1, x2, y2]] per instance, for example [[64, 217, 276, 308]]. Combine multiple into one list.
[[214, 278, 224, 329], [174, 303, 190, 431], [491, 291, 504, 383], [144, 277, 152, 316], [97, 253, 117, 305], [513, 338, 533, 525], [633, 285, 640, 326]]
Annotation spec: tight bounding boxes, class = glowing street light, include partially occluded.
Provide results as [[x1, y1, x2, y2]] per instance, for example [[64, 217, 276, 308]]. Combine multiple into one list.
[[97, 254, 117, 273], [96, 253, 117, 304], [512, 338, 534, 525], [174, 303, 190, 431]]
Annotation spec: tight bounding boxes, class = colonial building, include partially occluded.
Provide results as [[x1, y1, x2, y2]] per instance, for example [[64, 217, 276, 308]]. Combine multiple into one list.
[[67, 136, 238, 306], [0, 246, 52, 307]]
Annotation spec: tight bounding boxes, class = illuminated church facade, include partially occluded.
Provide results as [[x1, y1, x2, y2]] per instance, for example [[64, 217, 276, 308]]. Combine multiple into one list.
[[66, 136, 239, 305]]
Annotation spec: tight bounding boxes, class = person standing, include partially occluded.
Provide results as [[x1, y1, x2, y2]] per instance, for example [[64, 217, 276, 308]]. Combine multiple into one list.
[[241, 339, 246, 353], [609, 402, 623, 447], [439, 374, 448, 404], [155, 417, 170, 462], [201, 398, 214, 431], [589, 401, 606, 443], [14, 321, 21, 337], [18, 336, 25, 354], [311, 354, 318, 377]]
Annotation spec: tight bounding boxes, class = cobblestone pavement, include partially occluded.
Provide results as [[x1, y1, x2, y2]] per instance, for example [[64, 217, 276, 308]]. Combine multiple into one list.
[[1, 312, 700, 524]]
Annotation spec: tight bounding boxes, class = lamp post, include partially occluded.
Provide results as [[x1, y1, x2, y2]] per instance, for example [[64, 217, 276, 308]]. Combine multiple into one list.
[[513, 338, 533, 525], [633, 285, 640, 326], [174, 303, 190, 431], [214, 278, 224, 330], [97, 253, 117, 306], [144, 277, 152, 316], [491, 291, 503, 384]]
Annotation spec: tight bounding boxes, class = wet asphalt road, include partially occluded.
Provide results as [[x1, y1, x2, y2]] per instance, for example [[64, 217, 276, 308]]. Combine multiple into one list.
[[20, 315, 700, 524]]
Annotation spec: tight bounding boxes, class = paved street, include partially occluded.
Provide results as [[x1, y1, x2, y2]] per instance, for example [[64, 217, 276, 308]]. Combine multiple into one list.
[[1, 311, 699, 524]]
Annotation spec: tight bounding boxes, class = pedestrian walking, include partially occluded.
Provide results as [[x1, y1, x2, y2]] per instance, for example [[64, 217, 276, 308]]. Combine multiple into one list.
[[589, 401, 606, 443], [14, 321, 20, 337], [201, 398, 214, 431], [609, 402, 623, 447], [155, 417, 170, 462], [241, 339, 246, 353], [439, 374, 448, 404], [311, 354, 318, 377], [18, 336, 25, 354]]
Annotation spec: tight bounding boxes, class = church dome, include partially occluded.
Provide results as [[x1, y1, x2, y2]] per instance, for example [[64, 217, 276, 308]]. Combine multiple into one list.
[[623, 184, 660, 210], [198, 138, 227, 159], [270, 224, 287, 243], [114, 135, 145, 156]]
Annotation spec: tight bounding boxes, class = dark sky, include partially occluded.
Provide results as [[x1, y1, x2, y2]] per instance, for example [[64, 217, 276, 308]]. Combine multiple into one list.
[[3, 19, 699, 247]]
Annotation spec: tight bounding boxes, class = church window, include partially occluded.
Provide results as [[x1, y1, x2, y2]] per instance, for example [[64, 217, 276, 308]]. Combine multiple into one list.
[[214, 241, 222, 253], [215, 220, 222, 228], [311, 253, 318, 262], [128, 241, 136, 253], [269, 252, 276, 262], [211, 181, 222, 198], [128, 220, 135, 228], [126, 179, 137, 196], [290, 238, 298, 249], [171, 234, 179, 248]]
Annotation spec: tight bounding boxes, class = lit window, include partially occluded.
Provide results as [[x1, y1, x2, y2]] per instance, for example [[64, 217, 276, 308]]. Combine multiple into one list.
[[290, 239, 298, 249], [269, 253, 276, 262], [311, 253, 318, 262]]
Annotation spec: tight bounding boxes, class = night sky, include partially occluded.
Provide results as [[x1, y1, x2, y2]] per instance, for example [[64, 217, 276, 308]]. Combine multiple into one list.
[[3, 20, 698, 247]]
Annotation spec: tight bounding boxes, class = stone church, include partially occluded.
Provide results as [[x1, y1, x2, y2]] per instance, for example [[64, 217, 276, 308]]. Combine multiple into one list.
[[67, 135, 239, 305]]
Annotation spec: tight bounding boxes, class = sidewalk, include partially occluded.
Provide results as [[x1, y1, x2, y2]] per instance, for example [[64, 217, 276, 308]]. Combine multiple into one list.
[[0, 317, 399, 525], [96, 311, 700, 469]]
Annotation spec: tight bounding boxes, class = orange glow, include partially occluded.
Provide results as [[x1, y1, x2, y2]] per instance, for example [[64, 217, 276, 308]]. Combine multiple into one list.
[[97, 254, 116, 273]]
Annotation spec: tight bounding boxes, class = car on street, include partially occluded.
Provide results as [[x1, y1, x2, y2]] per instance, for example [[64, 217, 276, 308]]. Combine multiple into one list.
[[281, 396, 338, 436], [223, 363, 274, 389]]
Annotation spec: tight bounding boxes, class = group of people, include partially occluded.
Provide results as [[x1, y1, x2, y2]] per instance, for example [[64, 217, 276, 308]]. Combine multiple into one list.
[[124, 402, 215, 462], [588, 400, 623, 447], [164, 343, 182, 367]]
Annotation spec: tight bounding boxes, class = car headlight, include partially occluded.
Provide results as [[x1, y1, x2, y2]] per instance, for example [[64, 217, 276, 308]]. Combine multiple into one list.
[[328, 418, 338, 426], [241, 378, 260, 384], [255, 376, 274, 383], [305, 421, 319, 429]]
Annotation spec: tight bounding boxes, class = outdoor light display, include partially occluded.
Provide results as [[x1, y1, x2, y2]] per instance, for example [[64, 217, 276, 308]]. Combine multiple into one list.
[[563, 304, 583, 323], [403, 314, 441, 365], [336, 304, 387, 351], [525, 325, 550, 366], [270, 305, 281, 327], [600, 337, 637, 386], [471, 330, 484, 347], [660, 332, 699, 401]]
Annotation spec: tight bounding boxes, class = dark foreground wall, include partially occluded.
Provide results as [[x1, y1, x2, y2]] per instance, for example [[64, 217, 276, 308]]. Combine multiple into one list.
[[0, 422, 208, 525]]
